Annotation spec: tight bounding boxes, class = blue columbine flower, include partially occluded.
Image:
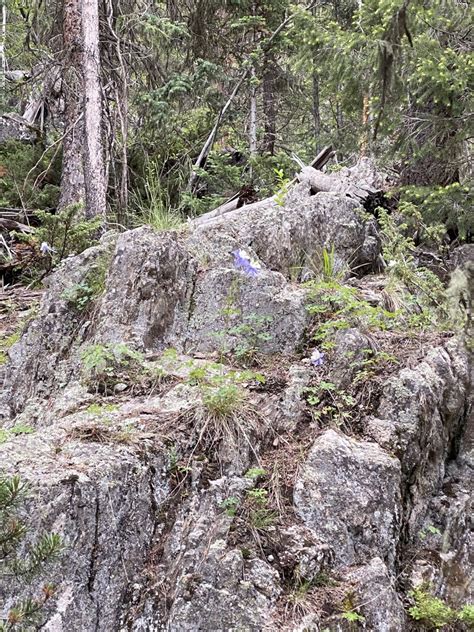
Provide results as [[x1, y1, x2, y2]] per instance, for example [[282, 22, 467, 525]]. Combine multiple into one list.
[[310, 349, 325, 367], [40, 241, 56, 255], [232, 249, 261, 277]]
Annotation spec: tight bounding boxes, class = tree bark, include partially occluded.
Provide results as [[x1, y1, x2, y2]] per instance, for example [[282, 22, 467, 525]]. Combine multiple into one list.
[[58, 0, 85, 212], [1, 0, 6, 90], [82, 0, 106, 219], [249, 66, 258, 157], [262, 52, 276, 154]]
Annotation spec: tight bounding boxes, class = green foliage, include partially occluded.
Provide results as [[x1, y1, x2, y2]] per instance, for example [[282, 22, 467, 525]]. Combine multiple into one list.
[[0, 331, 21, 366], [244, 467, 266, 480], [0, 475, 62, 630], [220, 496, 240, 517], [408, 587, 456, 628], [378, 208, 445, 309], [0, 141, 60, 210], [0, 424, 35, 445], [418, 524, 442, 541], [307, 279, 397, 349], [85, 403, 118, 416], [19, 204, 102, 265], [458, 605, 474, 626], [352, 349, 398, 385], [80, 343, 144, 391], [61, 252, 111, 312], [273, 167, 291, 207], [341, 610, 365, 624], [201, 383, 244, 417], [130, 160, 184, 230], [245, 487, 276, 530], [228, 313, 274, 363], [304, 381, 355, 429], [398, 184, 473, 242]]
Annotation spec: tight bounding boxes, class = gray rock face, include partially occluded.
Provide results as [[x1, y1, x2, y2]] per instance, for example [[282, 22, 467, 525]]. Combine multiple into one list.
[[0, 114, 37, 143], [345, 558, 406, 631], [0, 180, 472, 631], [187, 184, 380, 278], [186, 267, 308, 354], [329, 327, 372, 389], [125, 479, 280, 632], [0, 422, 167, 632], [95, 228, 197, 350], [294, 429, 402, 567], [1, 238, 116, 419], [367, 339, 470, 539]]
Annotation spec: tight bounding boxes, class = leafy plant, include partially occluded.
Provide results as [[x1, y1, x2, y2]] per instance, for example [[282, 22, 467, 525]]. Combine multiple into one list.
[[307, 279, 398, 349], [228, 313, 274, 363], [0, 475, 63, 630], [85, 403, 119, 416], [61, 252, 111, 312], [220, 496, 240, 517], [244, 467, 266, 480], [408, 587, 456, 628], [14, 205, 102, 273], [274, 167, 291, 207], [304, 381, 355, 429], [0, 424, 36, 445], [378, 208, 445, 316], [398, 183, 473, 242], [418, 524, 442, 541], [80, 343, 144, 392], [245, 487, 276, 530], [458, 605, 474, 626], [341, 610, 365, 624]]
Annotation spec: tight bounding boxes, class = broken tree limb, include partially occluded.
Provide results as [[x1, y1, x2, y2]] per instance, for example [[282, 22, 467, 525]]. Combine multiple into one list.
[[298, 162, 379, 202], [191, 196, 277, 229], [191, 157, 385, 231], [0, 218, 34, 233], [191, 145, 335, 227], [187, 72, 248, 193]]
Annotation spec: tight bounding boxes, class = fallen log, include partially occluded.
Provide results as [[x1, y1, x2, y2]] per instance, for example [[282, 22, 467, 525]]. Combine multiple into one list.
[[0, 218, 34, 233], [298, 165, 378, 202], [192, 146, 335, 228]]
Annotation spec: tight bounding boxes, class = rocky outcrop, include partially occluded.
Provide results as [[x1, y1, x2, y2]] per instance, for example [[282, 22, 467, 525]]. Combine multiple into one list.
[[0, 420, 167, 632], [0, 178, 472, 631], [187, 184, 380, 278], [294, 429, 402, 568]]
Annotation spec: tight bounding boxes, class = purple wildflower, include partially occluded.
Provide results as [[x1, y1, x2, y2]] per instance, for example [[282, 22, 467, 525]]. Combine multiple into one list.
[[310, 349, 325, 367], [232, 249, 261, 277]]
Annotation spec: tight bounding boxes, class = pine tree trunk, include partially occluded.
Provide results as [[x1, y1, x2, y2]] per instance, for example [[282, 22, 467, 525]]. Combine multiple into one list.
[[312, 65, 321, 139], [58, 0, 85, 212], [249, 67, 258, 157], [82, 0, 106, 219], [262, 52, 276, 155], [1, 1, 6, 89]]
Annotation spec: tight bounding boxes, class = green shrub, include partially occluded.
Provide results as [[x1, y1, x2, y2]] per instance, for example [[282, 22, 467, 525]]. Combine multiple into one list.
[[61, 252, 111, 311], [458, 604, 474, 626], [408, 587, 456, 628], [80, 343, 144, 392], [201, 383, 244, 417], [0, 140, 60, 210], [245, 487, 277, 529], [0, 475, 63, 630], [15, 204, 102, 271], [398, 183, 473, 242]]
